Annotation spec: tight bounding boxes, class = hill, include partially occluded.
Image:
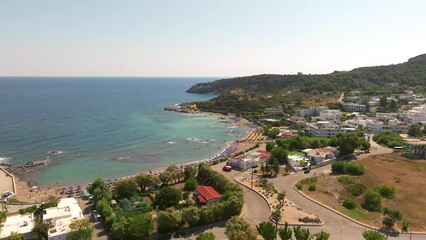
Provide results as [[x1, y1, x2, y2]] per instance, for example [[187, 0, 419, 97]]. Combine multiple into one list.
[[186, 54, 426, 114]]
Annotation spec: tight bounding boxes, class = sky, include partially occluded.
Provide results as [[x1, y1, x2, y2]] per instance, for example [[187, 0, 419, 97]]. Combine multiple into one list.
[[0, 0, 425, 77]]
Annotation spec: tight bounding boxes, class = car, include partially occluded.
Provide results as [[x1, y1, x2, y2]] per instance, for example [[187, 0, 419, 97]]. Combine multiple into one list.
[[303, 169, 311, 174], [222, 165, 232, 172], [2, 191, 14, 199], [92, 210, 101, 222]]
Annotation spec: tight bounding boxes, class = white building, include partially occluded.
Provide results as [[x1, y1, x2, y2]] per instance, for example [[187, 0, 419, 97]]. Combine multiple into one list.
[[264, 106, 284, 115], [368, 97, 380, 107], [375, 112, 398, 121], [402, 105, 426, 124], [303, 147, 339, 163], [319, 110, 343, 121], [295, 106, 328, 117], [366, 119, 384, 133], [228, 150, 271, 170], [308, 121, 355, 138], [0, 213, 35, 240], [342, 103, 366, 112], [43, 198, 84, 240]]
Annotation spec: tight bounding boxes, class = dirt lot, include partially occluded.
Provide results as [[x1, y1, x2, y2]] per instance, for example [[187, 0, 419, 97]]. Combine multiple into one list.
[[302, 153, 426, 231], [302, 94, 339, 107]]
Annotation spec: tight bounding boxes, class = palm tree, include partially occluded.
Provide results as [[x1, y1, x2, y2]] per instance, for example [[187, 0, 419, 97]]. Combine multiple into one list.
[[278, 222, 292, 240], [293, 226, 311, 240]]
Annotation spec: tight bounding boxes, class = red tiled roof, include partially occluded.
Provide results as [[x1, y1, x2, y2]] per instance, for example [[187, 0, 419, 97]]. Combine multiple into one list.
[[257, 150, 272, 161], [195, 186, 221, 203]]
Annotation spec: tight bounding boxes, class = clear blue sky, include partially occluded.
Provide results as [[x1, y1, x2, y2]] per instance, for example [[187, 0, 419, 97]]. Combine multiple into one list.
[[0, 0, 425, 77]]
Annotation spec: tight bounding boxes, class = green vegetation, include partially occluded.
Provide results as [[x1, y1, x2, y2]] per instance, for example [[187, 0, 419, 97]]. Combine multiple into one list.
[[184, 177, 199, 190], [362, 189, 382, 212], [374, 185, 395, 199], [155, 186, 183, 209], [337, 176, 356, 184], [295, 183, 303, 190], [196, 232, 216, 240], [362, 230, 386, 240], [348, 183, 367, 196], [225, 216, 258, 240], [408, 123, 424, 137], [342, 199, 357, 210], [373, 131, 404, 148], [332, 161, 365, 175], [8, 232, 23, 240], [256, 221, 276, 240], [308, 183, 317, 191], [67, 219, 94, 240]]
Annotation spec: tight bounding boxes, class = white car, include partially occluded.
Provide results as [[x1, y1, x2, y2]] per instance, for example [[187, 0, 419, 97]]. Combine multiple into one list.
[[92, 210, 101, 222], [2, 191, 14, 199]]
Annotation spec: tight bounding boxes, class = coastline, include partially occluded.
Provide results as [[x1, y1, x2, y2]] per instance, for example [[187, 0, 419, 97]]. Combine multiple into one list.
[[12, 113, 258, 204]]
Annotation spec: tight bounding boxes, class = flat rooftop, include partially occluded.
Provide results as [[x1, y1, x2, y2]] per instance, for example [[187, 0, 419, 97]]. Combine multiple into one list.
[[0, 213, 34, 238]]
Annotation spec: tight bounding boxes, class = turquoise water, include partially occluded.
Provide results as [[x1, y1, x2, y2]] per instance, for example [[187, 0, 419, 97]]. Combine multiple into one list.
[[0, 77, 248, 186]]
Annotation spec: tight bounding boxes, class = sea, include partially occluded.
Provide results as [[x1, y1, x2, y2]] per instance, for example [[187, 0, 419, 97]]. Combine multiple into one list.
[[0, 77, 248, 186]]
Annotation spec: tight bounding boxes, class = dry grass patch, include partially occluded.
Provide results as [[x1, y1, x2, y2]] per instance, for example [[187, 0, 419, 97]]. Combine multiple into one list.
[[301, 153, 426, 230]]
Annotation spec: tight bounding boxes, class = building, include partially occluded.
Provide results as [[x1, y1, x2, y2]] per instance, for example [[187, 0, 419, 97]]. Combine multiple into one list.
[[43, 198, 84, 240], [308, 121, 355, 138], [402, 105, 426, 124], [368, 97, 380, 107], [287, 115, 306, 126], [375, 112, 398, 121], [295, 106, 328, 117], [404, 139, 426, 159], [194, 186, 221, 205], [319, 110, 342, 121], [0, 213, 35, 240], [366, 119, 384, 133], [303, 147, 339, 163], [264, 106, 284, 115], [383, 119, 408, 133], [228, 150, 271, 170], [342, 103, 366, 112]]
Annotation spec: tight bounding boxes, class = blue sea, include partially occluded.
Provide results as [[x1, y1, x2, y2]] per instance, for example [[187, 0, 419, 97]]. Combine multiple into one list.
[[0, 77, 248, 186]]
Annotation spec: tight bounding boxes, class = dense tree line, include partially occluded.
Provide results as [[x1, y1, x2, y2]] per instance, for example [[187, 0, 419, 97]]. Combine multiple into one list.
[[373, 131, 404, 148]]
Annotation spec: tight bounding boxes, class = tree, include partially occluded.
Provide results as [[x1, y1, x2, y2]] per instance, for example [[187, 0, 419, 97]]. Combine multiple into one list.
[[313, 230, 330, 240], [184, 165, 197, 179], [273, 160, 280, 176], [363, 189, 382, 212], [127, 214, 153, 239], [277, 191, 286, 208], [157, 210, 180, 233], [389, 100, 397, 112], [0, 211, 7, 223], [31, 222, 49, 240], [266, 141, 275, 152], [278, 222, 292, 240], [222, 195, 244, 219], [362, 230, 386, 240], [184, 177, 199, 191], [401, 219, 410, 233], [67, 219, 93, 240], [337, 133, 359, 155], [159, 171, 173, 185], [261, 163, 265, 176], [182, 207, 200, 227], [114, 179, 138, 199], [408, 123, 423, 137], [136, 174, 160, 191], [265, 162, 271, 175], [272, 147, 289, 164], [155, 186, 182, 209], [256, 221, 277, 240], [293, 226, 311, 240], [382, 217, 395, 231], [166, 165, 182, 183], [225, 216, 258, 240], [196, 232, 216, 240], [8, 232, 23, 240], [379, 96, 387, 108]]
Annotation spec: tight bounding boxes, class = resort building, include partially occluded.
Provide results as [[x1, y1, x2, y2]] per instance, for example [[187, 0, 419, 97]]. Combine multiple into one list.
[[287, 115, 306, 127], [375, 112, 398, 121], [43, 198, 84, 240], [342, 103, 366, 112], [307, 121, 355, 138], [228, 150, 271, 170], [402, 105, 426, 124], [368, 97, 380, 107], [319, 110, 343, 121], [365, 119, 384, 133], [295, 106, 328, 117], [303, 147, 339, 163], [0, 213, 35, 240], [194, 186, 221, 205]]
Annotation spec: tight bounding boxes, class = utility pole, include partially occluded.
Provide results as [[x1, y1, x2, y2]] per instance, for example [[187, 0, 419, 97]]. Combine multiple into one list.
[[251, 166, 254, 189]]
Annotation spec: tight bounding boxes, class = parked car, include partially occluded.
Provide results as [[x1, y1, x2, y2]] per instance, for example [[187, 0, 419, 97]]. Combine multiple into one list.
[[222, 165, 232, 172], [92, 210, 101, 222], [303, 169, 311, 174], [2, 191, 14, 199]]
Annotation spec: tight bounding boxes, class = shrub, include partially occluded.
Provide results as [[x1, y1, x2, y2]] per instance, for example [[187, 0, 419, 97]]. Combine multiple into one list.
[[342, 199, 356, 210], [374, 185, 395, 199], [295, 183, 303, 190], [19, 208, 26, 214], [337, 176, 356, 184], [300, 176, 317, 184], [363, 189, 382, 212], [348, 183, 367, 196], [308, 183, 317, 191], [184, 177, 199, 191], [331, 161, 347, 174], [332, 161, 365, 175], [298, 217, 321, 223]]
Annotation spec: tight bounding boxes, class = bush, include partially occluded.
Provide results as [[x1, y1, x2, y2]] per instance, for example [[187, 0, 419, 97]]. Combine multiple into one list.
[[295, 183, 303, 190], [363, 189, 382, 212], [337, 176, 356, 184], [308, 183, 317, 191], [298, 217, 321, 223], [348, 183, 367, 196], [19, 208, 26, 214], [373, 131, 404, 148], [374, 185, 395, 199], [300, 176, 317, 185], [342, 199, 356, 210], [332, 161, 365, 175], [184, 177, 199, 191]]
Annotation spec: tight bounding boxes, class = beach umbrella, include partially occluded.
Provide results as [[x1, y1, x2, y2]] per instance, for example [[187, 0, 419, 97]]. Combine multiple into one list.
[[60, 191, 64, 195], [62, 187, 66, 190], [69, 190, 75, 194]]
